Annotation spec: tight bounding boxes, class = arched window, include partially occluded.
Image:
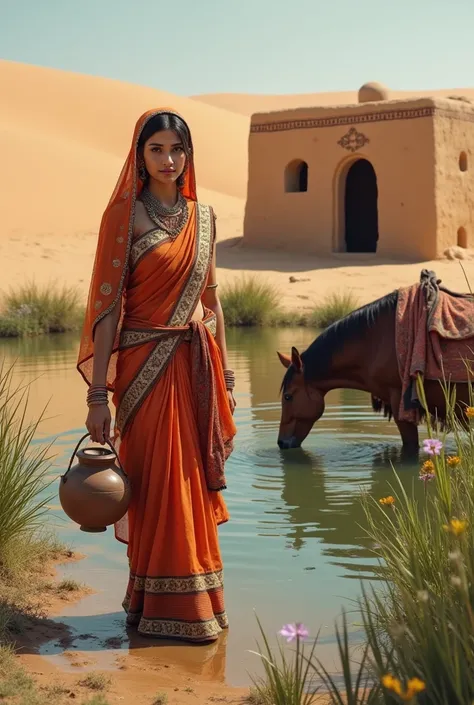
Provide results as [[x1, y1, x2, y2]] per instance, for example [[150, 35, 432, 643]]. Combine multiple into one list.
[[284, 160, 308, 193]]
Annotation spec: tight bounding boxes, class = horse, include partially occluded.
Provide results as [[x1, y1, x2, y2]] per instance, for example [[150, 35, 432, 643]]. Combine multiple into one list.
[[277, 288, 472, 453]]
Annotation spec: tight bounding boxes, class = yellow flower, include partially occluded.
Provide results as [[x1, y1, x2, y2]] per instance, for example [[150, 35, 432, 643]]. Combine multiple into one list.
[[443, 518, 468, 536], [404, 678, 426, 700], [465, 406, 474, 418], [421, 459, 435, 472], [382, 674, 402, 695], [379, 496, 395, 506], [382, 674, 426, 701], [447, 455, 461, 468]]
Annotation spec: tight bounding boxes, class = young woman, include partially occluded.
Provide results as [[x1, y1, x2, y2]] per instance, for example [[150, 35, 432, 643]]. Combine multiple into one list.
[[77, 109, 236, 643]]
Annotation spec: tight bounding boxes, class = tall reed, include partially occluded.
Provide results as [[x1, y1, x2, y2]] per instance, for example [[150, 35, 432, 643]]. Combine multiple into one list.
[[0, 363, 54, 568]]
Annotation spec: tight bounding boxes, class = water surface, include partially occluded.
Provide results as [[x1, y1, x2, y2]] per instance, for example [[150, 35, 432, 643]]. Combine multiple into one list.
[[2, 328, 426, 686]]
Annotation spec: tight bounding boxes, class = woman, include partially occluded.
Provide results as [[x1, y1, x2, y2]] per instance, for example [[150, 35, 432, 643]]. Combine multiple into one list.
[[77, 109, 237, 643]]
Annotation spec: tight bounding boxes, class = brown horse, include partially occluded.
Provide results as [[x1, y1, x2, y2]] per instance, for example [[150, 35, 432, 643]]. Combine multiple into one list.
[[277, 290, 471, 453]]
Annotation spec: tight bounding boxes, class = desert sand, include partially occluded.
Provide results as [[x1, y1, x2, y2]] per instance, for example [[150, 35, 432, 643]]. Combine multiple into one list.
[[2, 58, 474, 313]]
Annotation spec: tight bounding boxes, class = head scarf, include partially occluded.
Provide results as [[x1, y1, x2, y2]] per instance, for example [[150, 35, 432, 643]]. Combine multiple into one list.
[[77, 108, 196, 389]]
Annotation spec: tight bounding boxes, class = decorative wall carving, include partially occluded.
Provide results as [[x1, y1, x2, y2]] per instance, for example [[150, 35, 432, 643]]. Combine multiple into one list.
[[337, 127, 369, 152]]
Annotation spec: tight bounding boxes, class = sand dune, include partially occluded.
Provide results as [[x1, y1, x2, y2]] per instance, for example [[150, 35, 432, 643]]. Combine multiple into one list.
[[0, 59, 249, 208], [192, 88, 474, 116], [2, 58, 474, 309]]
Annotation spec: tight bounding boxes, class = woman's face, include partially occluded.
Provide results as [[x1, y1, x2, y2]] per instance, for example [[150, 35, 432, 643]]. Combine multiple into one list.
[[142, 129, 186, 186]]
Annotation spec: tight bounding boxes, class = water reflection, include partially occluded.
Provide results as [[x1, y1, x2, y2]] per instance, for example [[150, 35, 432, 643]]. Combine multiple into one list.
[[1, 327, 427, 686]]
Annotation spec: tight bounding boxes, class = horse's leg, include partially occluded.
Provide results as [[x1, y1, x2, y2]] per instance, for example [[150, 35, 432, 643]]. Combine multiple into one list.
[[390, 388, 419, 455]]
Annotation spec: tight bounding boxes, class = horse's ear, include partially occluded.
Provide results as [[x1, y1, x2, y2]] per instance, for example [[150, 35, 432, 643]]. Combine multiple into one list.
[[291, 347, 303, 372], [277, 351, 291, 369]]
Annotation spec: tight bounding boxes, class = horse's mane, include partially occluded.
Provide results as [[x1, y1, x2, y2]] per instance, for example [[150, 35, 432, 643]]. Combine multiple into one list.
[[281, 289, 399, 391]]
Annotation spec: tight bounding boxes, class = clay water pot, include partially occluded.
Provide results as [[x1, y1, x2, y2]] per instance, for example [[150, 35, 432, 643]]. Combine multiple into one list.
[[59, 433, 130, 533]]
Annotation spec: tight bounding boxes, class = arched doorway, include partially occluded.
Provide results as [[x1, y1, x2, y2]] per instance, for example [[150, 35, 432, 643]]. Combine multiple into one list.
[[344, 159, 379, 253]]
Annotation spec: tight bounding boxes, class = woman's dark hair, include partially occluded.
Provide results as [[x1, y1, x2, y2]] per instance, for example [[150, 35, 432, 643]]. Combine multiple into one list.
[[138, 113, 193, 156], [137, 113, 193, 188]]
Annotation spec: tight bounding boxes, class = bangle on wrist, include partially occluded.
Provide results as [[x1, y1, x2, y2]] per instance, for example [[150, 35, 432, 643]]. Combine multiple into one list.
[[87, 385, 109, 408], [223, 368, 235, 391]]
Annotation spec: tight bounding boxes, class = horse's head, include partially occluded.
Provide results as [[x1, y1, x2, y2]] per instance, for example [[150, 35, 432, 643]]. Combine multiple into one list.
[[277, 347, 325, 450]]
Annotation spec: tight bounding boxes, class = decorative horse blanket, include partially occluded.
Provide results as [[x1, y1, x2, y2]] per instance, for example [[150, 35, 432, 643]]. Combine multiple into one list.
[[396, 269, 474, 423]]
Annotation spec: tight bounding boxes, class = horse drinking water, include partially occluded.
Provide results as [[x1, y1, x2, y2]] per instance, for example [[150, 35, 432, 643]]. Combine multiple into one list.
[[277, 272, 474, 453]]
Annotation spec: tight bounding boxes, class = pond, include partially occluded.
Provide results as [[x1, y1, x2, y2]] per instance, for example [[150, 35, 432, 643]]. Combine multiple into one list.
[[2, 327, 424, 687]]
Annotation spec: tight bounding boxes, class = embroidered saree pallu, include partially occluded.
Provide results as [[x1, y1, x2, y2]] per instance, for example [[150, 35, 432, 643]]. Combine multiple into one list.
[[77, 109, 236, 643]]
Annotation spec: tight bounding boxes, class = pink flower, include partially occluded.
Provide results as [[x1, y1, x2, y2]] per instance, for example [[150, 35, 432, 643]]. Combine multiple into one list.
[[422, 438, 443, 456], [419, 472, 435, 484], [279, 623, 309, 643]]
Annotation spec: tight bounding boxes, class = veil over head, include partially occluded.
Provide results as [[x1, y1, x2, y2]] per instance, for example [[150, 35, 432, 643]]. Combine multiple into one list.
[[77, 108, 197, 390]]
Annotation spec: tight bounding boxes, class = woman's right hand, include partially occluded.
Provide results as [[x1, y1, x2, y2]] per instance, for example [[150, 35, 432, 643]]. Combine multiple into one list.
[[86, 404, 112, 444]]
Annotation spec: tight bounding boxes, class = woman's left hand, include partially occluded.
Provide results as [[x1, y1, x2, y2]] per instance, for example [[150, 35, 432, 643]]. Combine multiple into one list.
[[227, 390, 236, 415]]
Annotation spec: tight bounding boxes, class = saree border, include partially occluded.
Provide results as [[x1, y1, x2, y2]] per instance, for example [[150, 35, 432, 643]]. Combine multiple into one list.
[[115, 333, 184, 433], [129, 569, 224, 594], [115, 204, 215, 435], [170, 203, 213, 325], [119, 312, 216, 350], [119, 329, 173, 349], [123, 611, 229, 640], [130, 227, 171, 271]]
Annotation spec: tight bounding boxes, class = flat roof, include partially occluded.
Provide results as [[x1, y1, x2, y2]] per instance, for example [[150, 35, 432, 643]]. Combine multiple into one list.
[[250, 97, 474, 134]]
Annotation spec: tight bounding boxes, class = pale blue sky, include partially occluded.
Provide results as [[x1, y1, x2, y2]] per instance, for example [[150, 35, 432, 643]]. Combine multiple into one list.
[[1, 0, 473, 96]]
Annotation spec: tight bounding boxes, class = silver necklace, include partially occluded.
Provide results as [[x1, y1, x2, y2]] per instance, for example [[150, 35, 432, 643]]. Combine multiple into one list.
[[141, 188, 189, 239]]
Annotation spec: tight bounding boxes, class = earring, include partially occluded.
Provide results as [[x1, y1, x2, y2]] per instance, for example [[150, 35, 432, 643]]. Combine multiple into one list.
[[177, 162, 188, 189], [138, 162, 147, 181]]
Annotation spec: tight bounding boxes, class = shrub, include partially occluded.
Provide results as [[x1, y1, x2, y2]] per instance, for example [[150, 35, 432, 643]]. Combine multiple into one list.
[[220, 277, 282, 327], [0, 282, 84, 337], [79, 673, 111, 691], [310, 291, 359, 329]]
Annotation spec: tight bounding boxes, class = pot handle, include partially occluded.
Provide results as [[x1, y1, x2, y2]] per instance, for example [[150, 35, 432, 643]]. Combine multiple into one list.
[[62, 433, 127, 480]]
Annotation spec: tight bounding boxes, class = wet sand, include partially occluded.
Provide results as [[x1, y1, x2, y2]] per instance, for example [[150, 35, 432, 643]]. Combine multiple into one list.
[[16, 554, 250, 705]]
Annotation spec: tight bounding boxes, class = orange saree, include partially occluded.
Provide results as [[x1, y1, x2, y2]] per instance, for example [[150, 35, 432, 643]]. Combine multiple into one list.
[[77, 109, 236, 642]]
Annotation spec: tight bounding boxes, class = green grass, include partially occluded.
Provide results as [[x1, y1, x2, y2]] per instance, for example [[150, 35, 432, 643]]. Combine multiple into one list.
[[0, 646, 112, 704], [0, 279, 358, 336], [0, 282, 85, 338], [0, 365, 74, 646], [309, 291, 360, 329], [0, 364, 112, 704], [220, 276, 358, 328], [0, 363, 54, 566], [220, 276, 282, 326], [0, 532, 71, 643]]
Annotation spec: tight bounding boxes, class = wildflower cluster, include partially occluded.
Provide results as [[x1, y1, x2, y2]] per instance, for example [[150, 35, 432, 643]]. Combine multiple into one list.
[[251, 380, 474, 704]]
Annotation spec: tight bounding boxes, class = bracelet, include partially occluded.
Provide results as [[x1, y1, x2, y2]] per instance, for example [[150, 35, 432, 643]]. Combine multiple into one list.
[[223, 369, 235, 391], [87, 385, 109, 407]]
